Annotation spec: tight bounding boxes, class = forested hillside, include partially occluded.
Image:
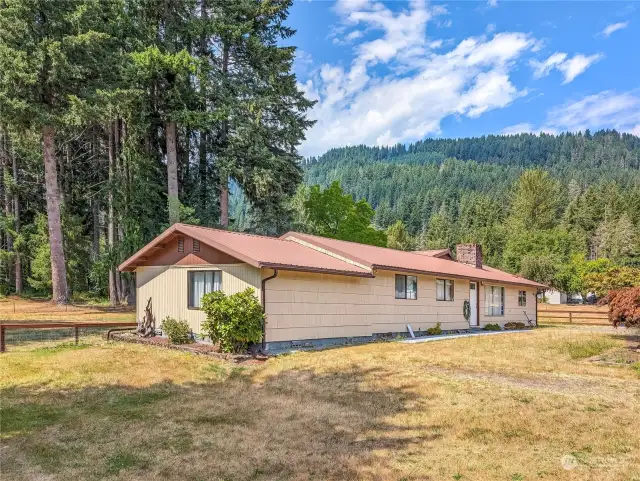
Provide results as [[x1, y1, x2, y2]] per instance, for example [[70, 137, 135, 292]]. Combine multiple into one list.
[[298, 131, 640, 289]]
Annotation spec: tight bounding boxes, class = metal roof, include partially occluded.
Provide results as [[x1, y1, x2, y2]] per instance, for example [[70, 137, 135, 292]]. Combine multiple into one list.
[[120, 224, 545, 288]]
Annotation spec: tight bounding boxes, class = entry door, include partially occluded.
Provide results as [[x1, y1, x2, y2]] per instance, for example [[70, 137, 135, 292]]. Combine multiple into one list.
[[469, 282, 478, 326]]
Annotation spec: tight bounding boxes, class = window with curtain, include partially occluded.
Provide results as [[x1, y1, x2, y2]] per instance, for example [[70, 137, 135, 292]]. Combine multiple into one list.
[[485, 286, 505, 316], [518, 290, 527, 307], [436, 279, 454, 301], [188, 270, 222, 309], [395, 275, 417, 299]]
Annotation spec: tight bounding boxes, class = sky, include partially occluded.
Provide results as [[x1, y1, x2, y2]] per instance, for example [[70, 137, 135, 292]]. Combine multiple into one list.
[[286, 0, 640, 157]]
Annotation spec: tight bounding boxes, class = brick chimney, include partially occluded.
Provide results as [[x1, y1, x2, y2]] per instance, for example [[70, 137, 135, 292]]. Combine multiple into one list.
[[456, 244, 482, 268]]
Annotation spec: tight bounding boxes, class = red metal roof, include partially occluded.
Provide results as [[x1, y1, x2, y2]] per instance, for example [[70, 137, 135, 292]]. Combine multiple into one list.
[[282, 232, 545, 288], [119, 224, 372, 277], [120, 224, 544, 288]]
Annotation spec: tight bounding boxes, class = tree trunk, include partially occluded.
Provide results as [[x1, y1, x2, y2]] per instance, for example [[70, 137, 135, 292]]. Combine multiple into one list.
[[3, 134, 13, 288], [91, 199, 100, 260], [12, 140, 22, 294], [219, 41, 230, 227], [199, 0, 208, 218], [42, 125, 69, 304], [166, 121, 180, 224], [107, 123, 117, 306]]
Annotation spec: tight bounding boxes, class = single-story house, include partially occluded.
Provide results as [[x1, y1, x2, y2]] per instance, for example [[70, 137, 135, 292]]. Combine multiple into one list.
[[119, 224, 545, 349]]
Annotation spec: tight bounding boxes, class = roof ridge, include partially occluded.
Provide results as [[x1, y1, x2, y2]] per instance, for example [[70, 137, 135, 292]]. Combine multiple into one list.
[[178, 223, 291, 242]]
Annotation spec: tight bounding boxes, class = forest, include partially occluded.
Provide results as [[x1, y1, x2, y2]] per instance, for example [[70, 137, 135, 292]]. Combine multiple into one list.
[[292, 131, 640, 296], [0, 0, 312, 304], [0, 2, 638, 304]]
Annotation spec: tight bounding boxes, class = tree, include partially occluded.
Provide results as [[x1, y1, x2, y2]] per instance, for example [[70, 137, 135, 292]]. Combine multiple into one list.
[[302, 181, 386, 246], [386, 220, 414, 251], [507, 169, 561, 231], [584, 266, 640, 297], [0, 1, 122, 303]]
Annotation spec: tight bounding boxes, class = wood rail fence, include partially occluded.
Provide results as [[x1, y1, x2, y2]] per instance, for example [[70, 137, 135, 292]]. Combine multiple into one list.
[[0, 322, 137, 352], [537, 306, 609, 326]]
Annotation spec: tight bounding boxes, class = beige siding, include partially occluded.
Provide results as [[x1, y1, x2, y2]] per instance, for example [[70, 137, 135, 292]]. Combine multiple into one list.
[[479, 284, 537, 326], [264, 270, 472, 342], [136, 264, 261, 333]]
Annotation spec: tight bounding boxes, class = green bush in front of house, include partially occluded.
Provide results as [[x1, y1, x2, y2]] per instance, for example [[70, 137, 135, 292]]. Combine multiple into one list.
[[483, 323, 501, 331], [161, 317, 193, 344], [426, 322, 442, 336], [201, 288, 264, 353]]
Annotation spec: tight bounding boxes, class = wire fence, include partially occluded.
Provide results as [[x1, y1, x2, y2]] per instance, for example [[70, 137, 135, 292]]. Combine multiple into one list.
[[0, 322, 137, 352]]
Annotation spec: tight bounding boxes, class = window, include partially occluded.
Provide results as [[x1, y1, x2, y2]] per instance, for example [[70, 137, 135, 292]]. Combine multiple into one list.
[[485, 286, 505, 316], [188, 271, 221, 309], [193, 239, 200, 252], [436, 279, 454, 301], [395, 275, 417, 299], [178, 237, 184, 253], [518, 290, 527, 307]]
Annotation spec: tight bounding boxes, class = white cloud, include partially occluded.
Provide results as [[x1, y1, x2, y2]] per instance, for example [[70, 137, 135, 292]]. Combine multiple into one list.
[[600, 21, 629, 37], [487, 0, 498, 7], [529, 52, 602, 84], [631, 125, 640, 136], [300, 0, 537, 156], [529, 52, 567, 78], [557, 53, 603, 84], [501, 123, 534, 134], [545, 90, 640, 132]]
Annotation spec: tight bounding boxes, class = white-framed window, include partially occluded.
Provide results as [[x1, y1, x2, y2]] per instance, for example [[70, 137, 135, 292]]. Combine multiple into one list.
[[518, 290, 527, 307], [436, 279, 454, 301], [188, 270, 222, 309], [485, 286, 505, 316], [395, 275, 417, 300]]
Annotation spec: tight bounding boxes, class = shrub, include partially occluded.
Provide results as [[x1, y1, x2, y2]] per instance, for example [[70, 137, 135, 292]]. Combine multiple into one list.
[[598, 287, 640, 328], [426, 322, 442, 336], [161, 317, 192, 344], [483, 323, 501, 331], [504, 322, 526, 330], [201, 288, 264, 353]]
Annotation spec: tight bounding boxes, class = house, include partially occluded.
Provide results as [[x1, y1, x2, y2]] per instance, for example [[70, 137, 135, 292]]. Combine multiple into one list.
[[119, 224, 545, 350], [539, 289, 584, 305]]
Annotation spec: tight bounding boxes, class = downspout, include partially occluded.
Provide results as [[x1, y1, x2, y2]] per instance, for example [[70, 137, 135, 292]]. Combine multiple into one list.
[[261, 269, 278, 350]]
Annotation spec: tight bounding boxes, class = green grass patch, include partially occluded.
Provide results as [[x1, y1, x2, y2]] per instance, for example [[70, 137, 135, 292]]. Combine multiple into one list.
[[632, 362, 640, 374], [105, 451, 149, 474], [0, 403, 64, 438], [560, 338, 617, 359]]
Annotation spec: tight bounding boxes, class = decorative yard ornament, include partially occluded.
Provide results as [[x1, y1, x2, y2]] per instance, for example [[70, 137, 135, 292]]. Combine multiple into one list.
[[137, 298, 155, 337], [463, 300, 471, 321]]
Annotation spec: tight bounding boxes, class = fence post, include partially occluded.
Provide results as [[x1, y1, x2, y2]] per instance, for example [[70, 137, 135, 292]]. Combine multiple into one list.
[[74, 326, 79, 345], [0, 326, 5, 353], [569, 312, 572, 324]]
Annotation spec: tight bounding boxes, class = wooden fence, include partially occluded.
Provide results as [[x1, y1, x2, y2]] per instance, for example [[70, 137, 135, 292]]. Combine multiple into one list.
[[537, 305, 609, 326]]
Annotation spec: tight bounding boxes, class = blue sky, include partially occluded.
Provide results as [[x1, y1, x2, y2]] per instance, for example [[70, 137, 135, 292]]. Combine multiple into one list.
[[286, 0, 639, 156]]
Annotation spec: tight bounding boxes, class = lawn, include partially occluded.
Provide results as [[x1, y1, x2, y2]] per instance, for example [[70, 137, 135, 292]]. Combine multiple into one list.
[[1, 326, 639, 481], [0, 297, 135, 323]]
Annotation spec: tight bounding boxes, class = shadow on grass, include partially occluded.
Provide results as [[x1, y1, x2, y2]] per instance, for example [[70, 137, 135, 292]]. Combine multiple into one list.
[[1, 363, 437, 481]]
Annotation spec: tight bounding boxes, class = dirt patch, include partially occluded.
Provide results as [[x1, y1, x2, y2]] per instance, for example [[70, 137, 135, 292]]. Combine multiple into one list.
[[110, 332, 266, 363]]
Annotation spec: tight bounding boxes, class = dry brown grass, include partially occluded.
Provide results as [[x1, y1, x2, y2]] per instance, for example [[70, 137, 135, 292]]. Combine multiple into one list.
[[0, 297, 135, 323], [1, 326, 639, 481]]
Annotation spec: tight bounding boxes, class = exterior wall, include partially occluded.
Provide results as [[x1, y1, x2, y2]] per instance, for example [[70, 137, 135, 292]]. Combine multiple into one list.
[[479, 284, 537, 326], [136, 263, 261, 334], [264, 270, 472, 342]]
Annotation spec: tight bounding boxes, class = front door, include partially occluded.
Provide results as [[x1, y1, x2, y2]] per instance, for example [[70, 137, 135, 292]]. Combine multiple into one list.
[[469, 282, 478, 326]]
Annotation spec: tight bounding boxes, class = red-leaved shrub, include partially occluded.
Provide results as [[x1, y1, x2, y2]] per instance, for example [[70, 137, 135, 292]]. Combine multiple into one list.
[[598, 287, 640, 328]]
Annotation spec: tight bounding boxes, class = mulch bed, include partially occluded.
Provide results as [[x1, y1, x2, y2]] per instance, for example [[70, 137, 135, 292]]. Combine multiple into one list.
[[109, 332, 267, 363]]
